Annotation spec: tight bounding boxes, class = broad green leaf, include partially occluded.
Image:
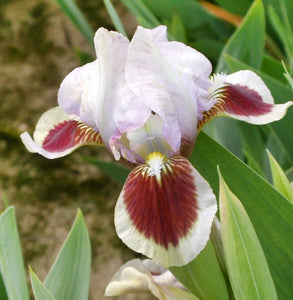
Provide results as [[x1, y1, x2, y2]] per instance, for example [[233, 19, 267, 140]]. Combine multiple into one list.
[[191, 132, 293, 299], [217, 0, 265, 72], [55, 0, 94, 46], [204, 117, 244, 159], [219, 172, 278, 300], [261, 54, 287, 83], [0, 207, 29, 300], [171, 241, 229, 300], [0, 274, 8, 300], [213, 0, 252, 15], [267, 150, 293, 202], [239, 123, 266, 177], [263, 125, 293, 171], [30, 268, 56, 300], [83, 157, 129, 186], [44, 209, 91, 300], [167, 286, 200, 300], [103, 0, 127, 37], [142, 0, 215, 30], [120, 0, 160, 27]]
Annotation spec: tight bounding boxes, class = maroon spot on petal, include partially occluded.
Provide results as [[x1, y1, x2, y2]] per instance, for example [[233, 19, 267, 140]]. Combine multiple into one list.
[[222, 84, 273, 116], [43, 119, 102, 152], [123, 156, 198, 249]]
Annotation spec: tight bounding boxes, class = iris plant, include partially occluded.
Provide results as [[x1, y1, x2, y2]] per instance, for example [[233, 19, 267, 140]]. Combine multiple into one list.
[[21, 26, 292, 267]]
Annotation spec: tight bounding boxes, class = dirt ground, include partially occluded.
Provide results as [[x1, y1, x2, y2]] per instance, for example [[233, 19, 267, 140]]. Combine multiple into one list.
[[0, 0, 152, 299]]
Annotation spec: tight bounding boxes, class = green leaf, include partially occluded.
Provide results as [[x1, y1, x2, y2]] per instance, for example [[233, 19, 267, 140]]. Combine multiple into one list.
[[239, 123, 266, 177], [268, 3, 293, 70], [171, 241, 229, 300], [83, 157, 129, 186], [217, 0, 265, 72], [213, 0, 252, 15], [261, 54, 288, 84], [191, 132, 293, 299], [168, 14, 187, 43], [44, 209, 91, 300], [30, 267, 56, 300], [0, 207, 29, 300], [0, 274, 8, 300], [219, 171, 278, 300], [103, 0, 127, 37], [267, 150, 293, 202], [55, 0, 94, 46], [142, 0, 222, 31], [120, 0, 161, 27]]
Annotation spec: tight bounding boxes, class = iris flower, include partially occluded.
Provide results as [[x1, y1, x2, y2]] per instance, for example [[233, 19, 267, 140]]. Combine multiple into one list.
[[21, 26, 292, 267], [105, 258, 198, 299]]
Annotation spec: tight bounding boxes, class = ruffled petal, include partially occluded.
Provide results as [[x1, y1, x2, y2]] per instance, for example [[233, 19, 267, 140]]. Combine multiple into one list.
[[58, 60, 99, 129], [199, 70, 293, 128], [114, 153, 217, 267], [20, 107, 103, 159], [94, 28, 150, 158], [126, 26, 212, 152], [105, 259, 196, 300]]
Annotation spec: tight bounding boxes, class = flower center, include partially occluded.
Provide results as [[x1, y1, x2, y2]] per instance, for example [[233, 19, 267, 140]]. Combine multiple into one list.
[[146, 152, 168, 177]]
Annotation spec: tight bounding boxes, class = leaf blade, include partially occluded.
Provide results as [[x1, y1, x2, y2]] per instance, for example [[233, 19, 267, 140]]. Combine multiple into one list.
[[0, 207, 29, 300], [44, 209, 91, 300], [219, 171, 278, 300]]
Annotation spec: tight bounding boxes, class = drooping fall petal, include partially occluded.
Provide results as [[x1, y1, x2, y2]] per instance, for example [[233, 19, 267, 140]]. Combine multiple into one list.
[[115, 153, 217, 267], [21, 107, 103, 159], [198, 70, 293, 128]]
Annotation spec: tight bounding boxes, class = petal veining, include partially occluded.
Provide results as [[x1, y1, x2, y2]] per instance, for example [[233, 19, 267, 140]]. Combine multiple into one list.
[[199, 70, 293, 128], [94, 27, 150, 157], [126, 26, 212, 152], [58, 60, 99, 129], [115, 154, 217, 267], [21, 106, 103, 159]]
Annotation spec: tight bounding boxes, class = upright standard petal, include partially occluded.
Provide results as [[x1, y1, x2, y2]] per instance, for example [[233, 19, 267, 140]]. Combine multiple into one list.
[[21, 107, 103, 159], [199, 70, 293, 128], [126, 26, 212, 152], [58, 60, 99, 129], [94, 28, 150, 159], [115, 153, 217, 267]]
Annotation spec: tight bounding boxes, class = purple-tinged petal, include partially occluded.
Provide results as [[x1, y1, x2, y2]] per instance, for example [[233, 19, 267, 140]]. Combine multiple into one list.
[[94, 28, 150, 158], [115, 152, 217, 267], [126, 26, 212, 152], [58, 60, 99, 129], [20, 107, 103, 159], [199, 71, 293, 128]]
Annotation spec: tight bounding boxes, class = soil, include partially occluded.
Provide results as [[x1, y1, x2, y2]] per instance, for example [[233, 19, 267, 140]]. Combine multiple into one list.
[[0, 0, 152, 299]]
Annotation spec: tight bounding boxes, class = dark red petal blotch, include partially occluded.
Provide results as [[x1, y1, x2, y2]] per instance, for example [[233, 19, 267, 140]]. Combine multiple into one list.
[[43, 119, 102, 152], [222, 84, 273, 116], [123, 155, 198, 249]]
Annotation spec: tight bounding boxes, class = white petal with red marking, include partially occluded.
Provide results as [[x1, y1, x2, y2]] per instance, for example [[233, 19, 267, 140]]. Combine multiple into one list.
[[20, 106, 103, 159], [114, 153, 217, 267], [203, 70, 293, 126]]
